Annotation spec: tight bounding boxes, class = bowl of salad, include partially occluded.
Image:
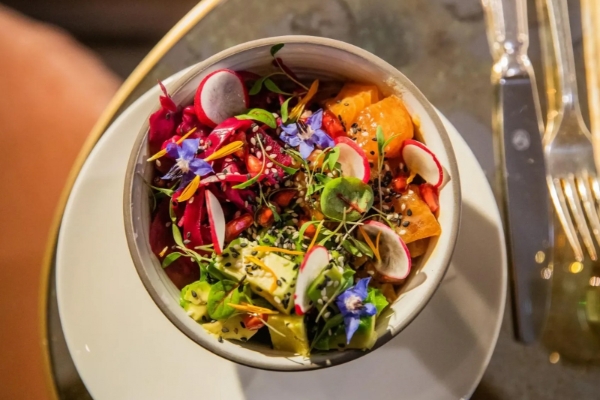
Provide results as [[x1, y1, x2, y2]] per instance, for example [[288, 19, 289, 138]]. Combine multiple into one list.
[[124, 36, 460, 370]]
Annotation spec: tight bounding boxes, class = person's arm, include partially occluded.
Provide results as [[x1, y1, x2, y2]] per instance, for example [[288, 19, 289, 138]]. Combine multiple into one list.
[[0, 6, 121, 399]]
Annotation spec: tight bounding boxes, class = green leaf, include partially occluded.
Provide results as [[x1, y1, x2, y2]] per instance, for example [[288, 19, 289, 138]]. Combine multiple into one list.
[[320, 177, 374, 221], [207, 279, 244, 320], [172, 224, 184, 247], [270, 43, 285, 57], [314, 173, 332, 185], [249, 76, 268, 95], [264, 78, 289, 95], [150, 185, 174, 197], [236, 108, 277, 129], [350, 236, 374, 258], [341, 268, 356, 291], [376, 126, 385, 156], [281, 97, 292, 123], [162, 252, 183, 268], [267, 203, 281, 222], [306, 183, 324, 196], [311, 313, 344, 350], [327, 147, 340, 171], [366, 287, 389, 316], [168, 200, 176, 222]]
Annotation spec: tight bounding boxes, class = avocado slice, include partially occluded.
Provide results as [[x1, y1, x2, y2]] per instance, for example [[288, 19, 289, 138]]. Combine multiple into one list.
[[202, 314, 259, 342], [180, 281, 211, 322], [267, 314, 310, 356], [314, 316, 377, 351], [213, 239, 298, 314]]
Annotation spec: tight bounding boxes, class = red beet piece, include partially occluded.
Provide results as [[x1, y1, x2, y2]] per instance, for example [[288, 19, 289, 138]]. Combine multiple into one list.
[[201, 117, 253, 159], [148, 82, 181, 154], [149, 199, 199, 289], [182, 188, 206, 249], [177, 105, 211, 137]]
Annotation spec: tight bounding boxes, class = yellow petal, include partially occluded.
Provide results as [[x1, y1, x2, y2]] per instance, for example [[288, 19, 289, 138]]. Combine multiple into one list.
[[289, 80, 319, 120], [359, 226, 381, 262], [245, 255, 278, 292], [177, 175, 201, 202], [253, 246, 304, 255], [204, 141, 244, 162], [228, 303, 279, 315], [146, 127, 197, 162]]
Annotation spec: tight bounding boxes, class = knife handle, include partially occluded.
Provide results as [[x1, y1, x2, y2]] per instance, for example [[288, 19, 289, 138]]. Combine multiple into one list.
[[482, 0, 531, 77]]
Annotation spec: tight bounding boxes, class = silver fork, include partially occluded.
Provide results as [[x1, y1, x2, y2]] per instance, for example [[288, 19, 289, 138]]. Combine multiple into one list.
[[540, 0, 600, 262]]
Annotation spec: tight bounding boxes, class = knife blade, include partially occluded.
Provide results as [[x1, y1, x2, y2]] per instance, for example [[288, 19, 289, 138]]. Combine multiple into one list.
[[482, 0, 552, 344]]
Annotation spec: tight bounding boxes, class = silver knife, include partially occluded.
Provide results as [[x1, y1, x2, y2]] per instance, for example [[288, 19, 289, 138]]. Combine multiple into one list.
[[482, 0, 552, 344]]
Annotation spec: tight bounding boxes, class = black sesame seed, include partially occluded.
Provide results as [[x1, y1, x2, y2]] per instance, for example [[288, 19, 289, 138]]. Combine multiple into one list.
[[240, 337, 248, 342], [191, 290, 197, 298], [281, 277, 287, 283], [252, 265, 258, 270], [403, 221, 410, 227], [293, 265, 299, 270], [240, 242, 248, 248], [225, 262, 232, 267], [251, 251, 258, 256], [256, 287, 263, 292], [240, 321, 246, 328], [407, 209, 413, 216], [338, 343, 346, 348], [234, 328, 239, 334], [276, 279, 282, 287], [222, 327, 230, 333], [218, 336, 224, 343], [222, 253, 230, 258], [231, 251, 240, 258], [371, 137, 377, 141], [370, 151, 375, 155], [263, 238, 271, 244]]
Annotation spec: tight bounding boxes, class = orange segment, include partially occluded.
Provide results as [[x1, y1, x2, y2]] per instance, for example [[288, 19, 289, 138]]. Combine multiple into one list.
[[323, 83, 380, 129], [391, 185, 440, 243], [350, 95, 414, 162]]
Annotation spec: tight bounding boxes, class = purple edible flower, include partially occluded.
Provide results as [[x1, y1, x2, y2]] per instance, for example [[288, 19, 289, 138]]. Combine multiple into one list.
[[279, 109, 334, 159], [163, 138, 213, 188], [335, 277, 377, 344]]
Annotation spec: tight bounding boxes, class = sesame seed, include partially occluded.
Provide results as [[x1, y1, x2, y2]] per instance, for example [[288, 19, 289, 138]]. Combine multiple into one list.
[[323, 295, 328, 301], [251, 137, 257, 145], [256, 151, 262, 159], [407, 209, 413, 216], [403, 221, 410, 227], [266, 162, 273, 168], [324, 312, 331, 319], [265, 272, 273, 278], [155, 159, 162, 167], [252, 126, 259, 133], [271, 168, 278, 173], [265, 146, 273, 151], [274, 296, 282, 304], [367, 270, 375, 275], [401, 204, 406, 211], [399, 229, 407, 235], [362, 132, 369, 137], [408, 190, 414, 195], [327, 280, 333, 287], [321, 288, 327, 297], [317, 299, 324, 305], [189, 196, 194, 204], [165, 222, 171, 227], [269, 153, 277, 159]]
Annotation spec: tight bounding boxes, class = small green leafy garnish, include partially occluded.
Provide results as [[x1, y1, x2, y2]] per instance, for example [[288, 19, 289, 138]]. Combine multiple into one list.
[[366, 287, 389, 316], [323, 146, 340, 172], [376, 126, 386, 156], [264, 79, 289, 95], [311, 313, 344, 350], [172, 224, 184, 247], [236, 108, 277, 129], [321, 177, 374, 221], [281, 97, 292, 123], [162, 252, 184, 267], [207, 278, 245, 320], [270, 43, 285, 57]]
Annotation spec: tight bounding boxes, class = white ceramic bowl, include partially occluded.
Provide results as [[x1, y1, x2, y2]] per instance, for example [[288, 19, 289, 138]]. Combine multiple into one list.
[[124, 36, 461, 371]]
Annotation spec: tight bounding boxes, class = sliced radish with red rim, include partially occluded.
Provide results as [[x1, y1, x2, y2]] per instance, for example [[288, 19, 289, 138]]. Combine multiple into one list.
[[401, 139, 450, 189], [334, 136, 370, 183], [205, 189, 226, 254], [363, 221, 411, 282], [194, 69, 249, 128], [294, 245, 330, 315]]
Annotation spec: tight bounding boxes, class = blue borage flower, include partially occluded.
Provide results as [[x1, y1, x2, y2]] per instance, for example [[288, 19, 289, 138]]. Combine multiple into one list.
[[163, 138, 213, 188], [279, 109, 334, 159], [335, 277, 377, 344]]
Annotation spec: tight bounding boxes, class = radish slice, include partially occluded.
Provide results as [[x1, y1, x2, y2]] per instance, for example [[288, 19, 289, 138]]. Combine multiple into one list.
[[401, 139, 450, 189], [334, 136, 370, 183], [363, 221, 411, 281], [205, 190, 225, 254], [194, 69, 249, 128], [294, 245, 330, 315]]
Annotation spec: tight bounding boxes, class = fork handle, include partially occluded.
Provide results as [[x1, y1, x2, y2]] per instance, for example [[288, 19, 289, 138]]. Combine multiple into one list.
[[545, 0, 581, 108], [482, 0, 531, 77]]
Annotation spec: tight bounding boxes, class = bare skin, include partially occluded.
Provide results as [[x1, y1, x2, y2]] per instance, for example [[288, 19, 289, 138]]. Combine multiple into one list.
[[0, 6, 120, 399]]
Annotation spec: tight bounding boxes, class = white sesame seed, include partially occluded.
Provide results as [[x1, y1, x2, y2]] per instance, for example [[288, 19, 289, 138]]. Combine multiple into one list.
[[155, 159, 162, 167], [265, 146, 273, 151], [266, 162, 274, 168], [321, 288, 327, 297], [384, 164, 390, 171], [317, 299, 324, 305], [327, 172, 334, 177], [324, 312, 331, 319], [256, 151, 262, 159], [408, 190, 414, 195], [325, 359, 332, 366], [272, 113, 279, 118], [367, 270, 375, 275], [189, 197, 194, 204], [251, 137, 257, 145], [252, 126, 259, 133], [327, 280, 333, 287], [265, 272, 273, 278], [393, 212, 399, 219], [274, 296, 282, 304], [271, 168, 278, 173], [165, 222, 171, 227], [292, 218, 299, 224], [269, 153, 277, 159], [401, 204, 406, 211], [399, 229, 407, 235], [362, 131, 369, 137], [296, 198, 304, 204], [323, 296, 328, 302], [333, 281, 339, 287]]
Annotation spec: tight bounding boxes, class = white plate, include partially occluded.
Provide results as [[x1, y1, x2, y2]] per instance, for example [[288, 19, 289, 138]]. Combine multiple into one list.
[[57, 74, 506, 400]]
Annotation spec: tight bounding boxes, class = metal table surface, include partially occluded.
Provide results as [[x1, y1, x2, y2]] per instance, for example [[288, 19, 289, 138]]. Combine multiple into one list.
[[43, 0, 600, 398]]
